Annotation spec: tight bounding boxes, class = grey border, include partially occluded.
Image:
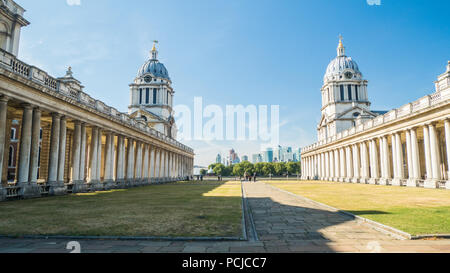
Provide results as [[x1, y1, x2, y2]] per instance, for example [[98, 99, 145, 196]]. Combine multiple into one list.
[[241, 182, 259, 241]]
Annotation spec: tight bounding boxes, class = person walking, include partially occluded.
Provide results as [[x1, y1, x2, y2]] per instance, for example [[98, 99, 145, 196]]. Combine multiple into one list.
[[253, 172, 257, 182]]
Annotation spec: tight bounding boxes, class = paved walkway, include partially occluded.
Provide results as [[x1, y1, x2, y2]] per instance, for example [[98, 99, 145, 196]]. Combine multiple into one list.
[[1, 182, 450, 253]]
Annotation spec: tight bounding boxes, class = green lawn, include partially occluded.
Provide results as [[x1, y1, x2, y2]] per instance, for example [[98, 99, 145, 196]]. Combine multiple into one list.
[[267, 181, 450, 236], [0, 181, 243, 238]]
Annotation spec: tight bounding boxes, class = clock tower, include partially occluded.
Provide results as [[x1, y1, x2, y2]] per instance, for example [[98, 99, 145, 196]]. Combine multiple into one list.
[[317, 37, 380, 141], [129, 41, 177, 139]]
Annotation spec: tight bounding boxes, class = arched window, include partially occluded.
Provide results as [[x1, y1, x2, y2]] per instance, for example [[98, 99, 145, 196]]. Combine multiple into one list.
[[8, 146, 14, 167], [0, 22, 8, 51]]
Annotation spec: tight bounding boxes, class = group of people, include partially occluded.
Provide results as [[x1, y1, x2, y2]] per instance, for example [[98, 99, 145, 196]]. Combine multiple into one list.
[[243, 172, 257, 182]]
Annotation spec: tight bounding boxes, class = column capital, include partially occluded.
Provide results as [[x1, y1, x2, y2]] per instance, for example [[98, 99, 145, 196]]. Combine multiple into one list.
[[0, 95, 10, 102], [32, 107, 41, 113], [51, 112, 62, 119], [21, 103, 33, 110]]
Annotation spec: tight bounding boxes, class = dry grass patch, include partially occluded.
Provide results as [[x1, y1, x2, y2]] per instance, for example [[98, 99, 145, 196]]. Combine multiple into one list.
[[0, 181, 243, 238]]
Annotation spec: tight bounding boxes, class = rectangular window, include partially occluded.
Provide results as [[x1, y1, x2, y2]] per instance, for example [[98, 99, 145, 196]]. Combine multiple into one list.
[[153, 89, 157, 104], [166, 91, 169, 104], [355, 85, 359, 100], [139, 89, 142, 104], [146, 88, 150, 104], [348, 85, 352, 100], [340, 85, 344, 101]]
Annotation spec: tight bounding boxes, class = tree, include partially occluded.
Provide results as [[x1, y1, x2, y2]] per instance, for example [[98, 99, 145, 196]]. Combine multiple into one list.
[[254, 162, 265, 175], [213, 164, 226, 176], [208, 163, 219, 171], [262, 163, 275, 176], [274, 162, 287, 176], [232, 161, 255, 177], [223, 165, 233, 176], [286, 162, 300, 175], [200, 169, 207, 176]]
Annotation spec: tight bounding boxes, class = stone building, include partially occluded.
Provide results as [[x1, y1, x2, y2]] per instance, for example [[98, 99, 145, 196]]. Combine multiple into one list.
[[301, 38, 450, 189], [0, 0, 194, 201]]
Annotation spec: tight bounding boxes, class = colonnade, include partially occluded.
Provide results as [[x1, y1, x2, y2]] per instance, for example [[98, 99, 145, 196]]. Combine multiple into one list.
[[302, 119, 450, 189], [0, 95, 194, 200]]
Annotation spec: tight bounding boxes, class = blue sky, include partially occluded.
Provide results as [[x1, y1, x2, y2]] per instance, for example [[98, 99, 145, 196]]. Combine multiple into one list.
[[17, 0, 450, 166]]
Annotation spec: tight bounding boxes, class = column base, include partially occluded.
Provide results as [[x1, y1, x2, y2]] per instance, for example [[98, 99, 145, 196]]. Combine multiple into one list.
[[18, 183, 41, 199], [391, 178, 401, 186], [103, 180, 116, 190], [344, 178, 351, 183], [424, 179, 438, 189], [351, 178, 360, 184], [48, 181, 66, 196], [338, 178, 345, 182], [368, 178, 377, 185], [89, 181, 104, 191], [407, 179, 418, 188], [359, 178, 368, 184], [71, 181, 88, 193], [378, 178, 389, 186], [0, 187, 6, 201], [445, 181, 450, 190]]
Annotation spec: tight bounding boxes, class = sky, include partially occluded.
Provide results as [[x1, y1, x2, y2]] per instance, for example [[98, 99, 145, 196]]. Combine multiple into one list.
[[16, 0, 450, 167]]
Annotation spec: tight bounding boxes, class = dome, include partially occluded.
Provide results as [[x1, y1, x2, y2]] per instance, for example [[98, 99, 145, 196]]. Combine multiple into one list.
[[323, 37, 362, 83], [137, 59, 170, 80], [137, 43, 171, 80], [324, 55, 361, 81]]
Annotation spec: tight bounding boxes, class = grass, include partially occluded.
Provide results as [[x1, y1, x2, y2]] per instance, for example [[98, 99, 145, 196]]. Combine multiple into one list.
[[267, 180, 450, 236], [0, 181, 243, 238]]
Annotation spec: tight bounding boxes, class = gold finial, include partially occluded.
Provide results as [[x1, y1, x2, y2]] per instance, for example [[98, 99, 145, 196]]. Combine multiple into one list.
[[152, 40, 158, 51], [338, 35, 344, 48]]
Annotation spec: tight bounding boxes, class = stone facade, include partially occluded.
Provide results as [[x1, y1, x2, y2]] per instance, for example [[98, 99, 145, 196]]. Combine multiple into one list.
[[302, 58, 450, 190], [0, 1, 194, 201]]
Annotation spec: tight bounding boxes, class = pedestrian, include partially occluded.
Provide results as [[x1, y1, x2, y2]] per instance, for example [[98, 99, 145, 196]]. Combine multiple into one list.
[[253, 172, 257, 182]]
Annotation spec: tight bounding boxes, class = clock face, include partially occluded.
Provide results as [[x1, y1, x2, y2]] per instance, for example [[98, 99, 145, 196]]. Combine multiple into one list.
[[144, 76, 152, 83], [344, 71, 353, 79]]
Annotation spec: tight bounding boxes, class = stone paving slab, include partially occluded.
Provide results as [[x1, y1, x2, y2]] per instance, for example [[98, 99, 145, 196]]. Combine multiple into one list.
[[1, 182, 450, 253]]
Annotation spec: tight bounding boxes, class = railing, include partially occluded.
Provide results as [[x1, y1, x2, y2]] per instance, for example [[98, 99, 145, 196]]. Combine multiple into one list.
[[417, 180, 425, 188], [5, 186, 20, 198], [38, 183, 50, 195], [0, 48, 194, 154], [399, 179, 408, 187], [438, 180, 447, 189]]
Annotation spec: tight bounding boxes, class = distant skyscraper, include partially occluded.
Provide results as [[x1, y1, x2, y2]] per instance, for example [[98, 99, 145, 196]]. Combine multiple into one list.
[[216, 154, 222, 164], [242, 155, 249, 162], [262, 148, 273, 163]]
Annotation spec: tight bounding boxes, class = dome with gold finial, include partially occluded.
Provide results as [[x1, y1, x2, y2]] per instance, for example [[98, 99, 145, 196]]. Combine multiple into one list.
[[324, 36, 362, 83], [137, 41, 170, 80]]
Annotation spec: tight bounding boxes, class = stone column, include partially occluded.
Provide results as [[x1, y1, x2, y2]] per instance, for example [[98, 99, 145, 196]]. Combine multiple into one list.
[[104, 131, 113, 188], [126, 138, 135, 185], [380, 136, 391, 185], [391, 134, 398, 182], [57, 116, 67, 184], [0, 96, 8, 200], [352, 144, 360, 183], [71, 121, 85, 193], [408, 127, 421, 187], [79, 123, 87, 183], [48, 113, 65, 195], [96, 128, 103, 187], [155, 149, 161, 181], [339, 148, 346, 182], [345, 146, 353, 182], [89, 127, 98, 184], [17, 104, 40, 197], [149, 146, 155, 182], [426, 123, 441, 188], [324, 152, 329, 180], [329, 151, 335, 180], [334, 150, 340, 181], [143, 144, 149, 184], [115, 135, 125, 186], [28, 107, 41, 185], [161, 150, 166, 181], [369, 139, 380, 184], [405, 130, 413, 180], [445, 120, 450, 189], [360, 142, 369, 183], [392, 132, 405, 186]]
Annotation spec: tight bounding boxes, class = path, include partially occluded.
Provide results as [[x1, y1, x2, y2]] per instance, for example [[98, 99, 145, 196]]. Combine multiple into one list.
[[1, 182, 450, 253]]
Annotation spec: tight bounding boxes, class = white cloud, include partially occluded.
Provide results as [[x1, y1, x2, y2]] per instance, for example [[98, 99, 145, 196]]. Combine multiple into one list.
[[66, 0, 81, 6]]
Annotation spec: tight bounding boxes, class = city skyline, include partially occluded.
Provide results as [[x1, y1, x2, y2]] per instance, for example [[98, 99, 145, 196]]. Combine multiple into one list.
[[16, 0, 450, 167]]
